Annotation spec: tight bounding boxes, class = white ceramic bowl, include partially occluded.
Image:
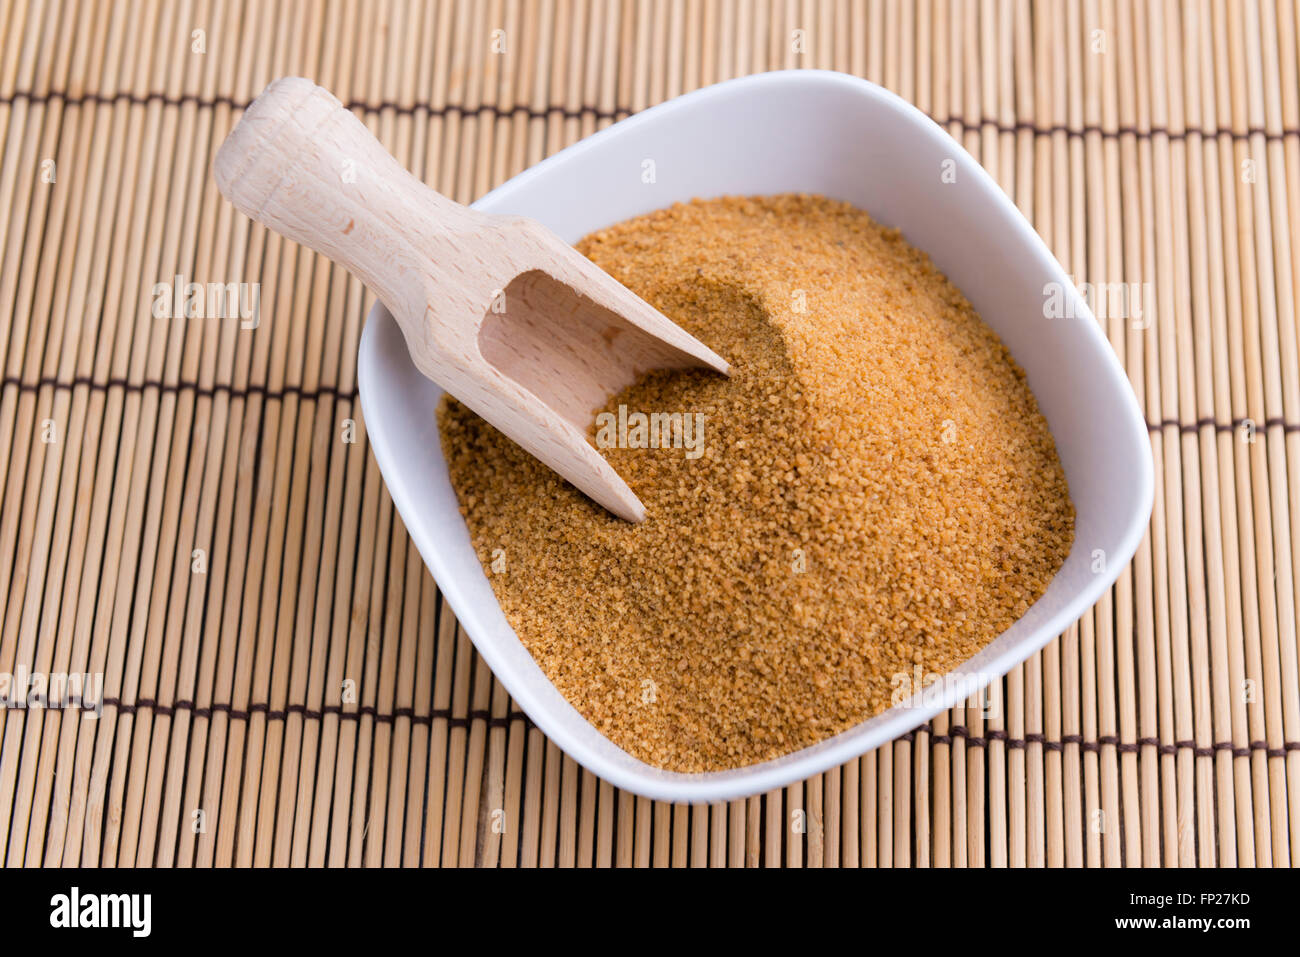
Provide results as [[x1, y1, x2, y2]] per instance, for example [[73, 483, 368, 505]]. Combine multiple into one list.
[[357, 70, 1154, 803]]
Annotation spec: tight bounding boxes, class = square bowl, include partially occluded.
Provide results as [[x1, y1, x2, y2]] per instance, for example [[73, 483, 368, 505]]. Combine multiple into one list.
[[357, 70, 1154, 803]]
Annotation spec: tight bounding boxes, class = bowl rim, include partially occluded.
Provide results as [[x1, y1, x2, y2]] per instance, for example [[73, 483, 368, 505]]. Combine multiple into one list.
[[358, 68, 1155, 803]]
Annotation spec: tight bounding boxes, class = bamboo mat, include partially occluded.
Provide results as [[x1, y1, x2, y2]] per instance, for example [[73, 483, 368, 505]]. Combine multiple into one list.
[[0, 0, 1297, 869]]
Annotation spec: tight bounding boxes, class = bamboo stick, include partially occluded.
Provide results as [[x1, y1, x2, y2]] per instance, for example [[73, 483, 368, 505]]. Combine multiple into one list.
[[3, 0, 114, 866], [1226, 0, 1290, 866], [36, 0, 141, 868], [0, 0, 78, 847]]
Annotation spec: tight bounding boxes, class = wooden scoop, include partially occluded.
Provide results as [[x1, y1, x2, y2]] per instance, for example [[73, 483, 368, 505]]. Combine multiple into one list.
[[214, 77, 728, 522]]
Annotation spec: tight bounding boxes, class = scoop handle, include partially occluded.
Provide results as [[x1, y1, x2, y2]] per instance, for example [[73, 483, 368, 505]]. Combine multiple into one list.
[[214, 77, 490, 330]]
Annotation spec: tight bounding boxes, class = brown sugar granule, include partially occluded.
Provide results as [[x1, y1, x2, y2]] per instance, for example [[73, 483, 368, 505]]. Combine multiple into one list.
[[438, 194, 1074, 772]]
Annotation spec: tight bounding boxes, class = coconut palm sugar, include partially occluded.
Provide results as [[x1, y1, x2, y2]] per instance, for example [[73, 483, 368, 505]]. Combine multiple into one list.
[[437, 194, 1074, 772]]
